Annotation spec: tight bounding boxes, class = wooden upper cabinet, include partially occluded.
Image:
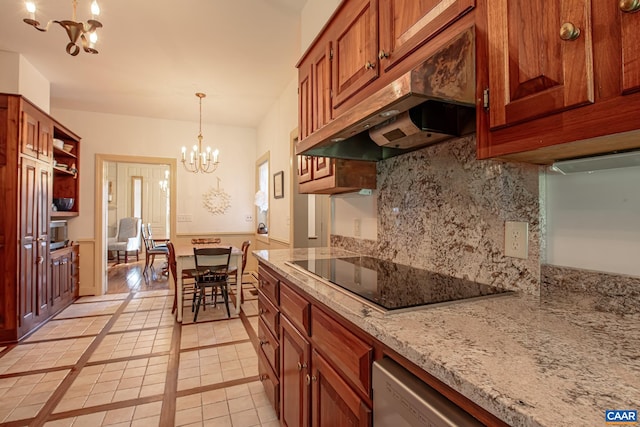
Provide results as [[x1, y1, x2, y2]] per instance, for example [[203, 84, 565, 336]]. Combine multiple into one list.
[[378, 0, 475, 71], [311, 42, 333, 131], [312, 157, 333, 180], [620, 2, 640, 94], [20, 105, 53, 162], [299, 65, 312, 141], [331, 0, 379, 108], [487, 0, 594, 129], [297, 156, 312, 184], [20, 110, 39, 159]]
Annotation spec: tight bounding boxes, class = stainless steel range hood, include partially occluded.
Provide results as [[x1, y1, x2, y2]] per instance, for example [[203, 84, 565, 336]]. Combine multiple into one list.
[[296, 28, 476, 162]]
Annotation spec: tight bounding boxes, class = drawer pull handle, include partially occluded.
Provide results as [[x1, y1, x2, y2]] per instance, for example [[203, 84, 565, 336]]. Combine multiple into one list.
[[620, 0, 640, 12], [559, 22, 580, 41]]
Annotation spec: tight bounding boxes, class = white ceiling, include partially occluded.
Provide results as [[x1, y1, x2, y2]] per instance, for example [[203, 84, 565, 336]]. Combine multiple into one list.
[[0, 0, 307, 127]]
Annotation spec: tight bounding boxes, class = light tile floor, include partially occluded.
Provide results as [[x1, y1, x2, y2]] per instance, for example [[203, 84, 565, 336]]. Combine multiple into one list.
[[0, 280, 275, 426]]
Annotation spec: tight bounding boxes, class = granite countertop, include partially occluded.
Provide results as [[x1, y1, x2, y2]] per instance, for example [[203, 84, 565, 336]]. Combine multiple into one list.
[[253, 247, 640, 427]]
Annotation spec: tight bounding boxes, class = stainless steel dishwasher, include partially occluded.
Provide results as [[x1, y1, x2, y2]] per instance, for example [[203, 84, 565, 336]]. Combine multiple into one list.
[[373, 358, 485, 426]]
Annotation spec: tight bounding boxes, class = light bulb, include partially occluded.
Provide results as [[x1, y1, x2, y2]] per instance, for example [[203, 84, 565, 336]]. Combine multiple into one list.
[[25, 1, 36, 13], [91, 0, 100, 16], [192, 145, 198, 152], [89, 31, 98, 44]]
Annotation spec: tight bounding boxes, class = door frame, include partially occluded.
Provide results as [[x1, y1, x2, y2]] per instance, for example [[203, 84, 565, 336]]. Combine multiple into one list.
[[94, 154, 177, 295]]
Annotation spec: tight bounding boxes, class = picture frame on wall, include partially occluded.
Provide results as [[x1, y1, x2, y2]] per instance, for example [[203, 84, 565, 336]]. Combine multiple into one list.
[[274, 171, 284, 199]]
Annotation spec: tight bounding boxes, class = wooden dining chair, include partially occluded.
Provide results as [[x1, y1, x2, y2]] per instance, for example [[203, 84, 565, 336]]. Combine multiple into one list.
[[192, 247, 232, 321], [228, 240, 251, 304], [168, 242, 198, 316], [141, 223, 169, 277]]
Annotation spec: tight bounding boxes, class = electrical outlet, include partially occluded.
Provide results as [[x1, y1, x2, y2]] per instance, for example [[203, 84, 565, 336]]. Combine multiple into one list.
[[354, 219, 361, 237], [245, 215, 253, 222], [505, 221, 528, 259]]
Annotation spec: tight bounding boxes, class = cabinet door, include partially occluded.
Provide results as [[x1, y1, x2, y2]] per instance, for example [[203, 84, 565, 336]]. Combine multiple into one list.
[[37, 164, 51, 311], [21, 110, 39, 159], [378, 0, 475, 71], [298, 156, 312, 184], [331, 0, 379, 108], [313, 157, 333, 180], [621, 2, 640, 94], [311, 43, 333, 130], [299, 64, 312, 141], [38, 118, 53, 162], [19, 159, 52, 329], [21, 107, 53, 162], [311, 350, 372, 427], [487, 0, 594, 128], [280, 317, 311, 427], [51, 254, 62, 307]]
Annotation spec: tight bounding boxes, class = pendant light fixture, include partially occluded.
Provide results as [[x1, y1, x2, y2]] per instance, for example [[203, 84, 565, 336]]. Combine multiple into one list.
[[181, 93, 220, 174], [23, 0, 103, 56]]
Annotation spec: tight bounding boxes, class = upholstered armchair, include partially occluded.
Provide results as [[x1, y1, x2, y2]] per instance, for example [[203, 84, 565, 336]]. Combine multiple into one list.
[[108, 217, 142, 264]]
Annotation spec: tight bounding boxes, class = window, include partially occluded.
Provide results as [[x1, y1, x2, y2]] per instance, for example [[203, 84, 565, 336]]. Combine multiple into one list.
[[255, 152, 270, 234]]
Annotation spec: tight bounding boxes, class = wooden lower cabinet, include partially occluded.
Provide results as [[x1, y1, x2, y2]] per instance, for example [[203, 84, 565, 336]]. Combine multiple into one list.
[[280, 316, 311, 427], [51, 245, 77, 309], [259, 262, 510, 426], [312, 350, 372, 427]]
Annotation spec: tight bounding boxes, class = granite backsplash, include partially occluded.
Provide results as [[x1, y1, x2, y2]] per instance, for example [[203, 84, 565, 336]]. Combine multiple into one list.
[[331, 134, 542, 294]]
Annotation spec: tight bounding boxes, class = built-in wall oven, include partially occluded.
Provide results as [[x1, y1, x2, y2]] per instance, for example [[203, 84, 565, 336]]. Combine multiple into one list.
[[373, 357, 484, 427]]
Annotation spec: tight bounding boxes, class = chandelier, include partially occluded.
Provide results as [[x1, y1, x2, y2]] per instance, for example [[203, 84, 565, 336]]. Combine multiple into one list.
[[23, 0, 103, 56], [181, 93, 220, 174]]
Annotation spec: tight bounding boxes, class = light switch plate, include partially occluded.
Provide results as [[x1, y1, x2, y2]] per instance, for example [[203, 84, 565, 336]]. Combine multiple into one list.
[[505, 221, 528, 259]]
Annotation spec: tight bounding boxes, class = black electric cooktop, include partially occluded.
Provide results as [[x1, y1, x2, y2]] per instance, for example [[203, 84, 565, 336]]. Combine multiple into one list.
[[290, 256, 511, 311]]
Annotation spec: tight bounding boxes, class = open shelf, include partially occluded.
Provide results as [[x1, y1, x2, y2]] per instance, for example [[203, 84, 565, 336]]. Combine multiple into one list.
[[51, 211, 79, 218]]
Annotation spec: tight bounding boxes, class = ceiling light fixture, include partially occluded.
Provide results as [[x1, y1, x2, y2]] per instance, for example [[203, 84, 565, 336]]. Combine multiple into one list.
[[23, 0, 103, 56], [181, 93, 220, 174]]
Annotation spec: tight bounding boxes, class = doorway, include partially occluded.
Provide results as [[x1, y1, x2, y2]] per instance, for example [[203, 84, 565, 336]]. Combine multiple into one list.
[[95, 155, 177, 295]]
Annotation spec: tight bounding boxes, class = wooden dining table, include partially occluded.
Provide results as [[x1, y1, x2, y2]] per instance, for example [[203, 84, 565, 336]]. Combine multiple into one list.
[[171, 242, 243, 322]]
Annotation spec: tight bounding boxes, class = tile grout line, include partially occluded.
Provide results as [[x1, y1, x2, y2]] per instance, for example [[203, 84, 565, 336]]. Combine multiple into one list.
[[159, 318, 182, 426], [29, 291, 136, 427]]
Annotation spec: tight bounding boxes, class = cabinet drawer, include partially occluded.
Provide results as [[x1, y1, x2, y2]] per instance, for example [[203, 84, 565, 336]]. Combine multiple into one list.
[[258, 266, 280, 306], [280, 282, 311, 336], [258, 349, 280, 417], [258, 317, 279, 376], [311, 306, 373, 398], [258, 291, 279, 338]]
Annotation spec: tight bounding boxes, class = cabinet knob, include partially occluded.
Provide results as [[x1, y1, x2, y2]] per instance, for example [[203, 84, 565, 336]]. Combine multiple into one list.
[[259, 339, 268, 346], [259, 308, 265, 314], [296, 362, 307, 371], [559, 22, 581, 41], [312, 375, 317, 382], [378, 50, 389, 60], [305, 374, 311, 385], [619, 0, 640, 12], [36, 256, 44, 264], [364, 61, 376, 70]]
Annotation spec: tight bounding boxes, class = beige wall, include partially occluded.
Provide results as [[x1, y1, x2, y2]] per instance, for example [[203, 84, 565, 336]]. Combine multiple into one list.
[[0, 50, 50, 112]]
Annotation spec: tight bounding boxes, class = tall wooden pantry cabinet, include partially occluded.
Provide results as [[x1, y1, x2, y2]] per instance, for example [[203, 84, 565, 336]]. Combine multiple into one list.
[[0, 93, 81, 343]]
